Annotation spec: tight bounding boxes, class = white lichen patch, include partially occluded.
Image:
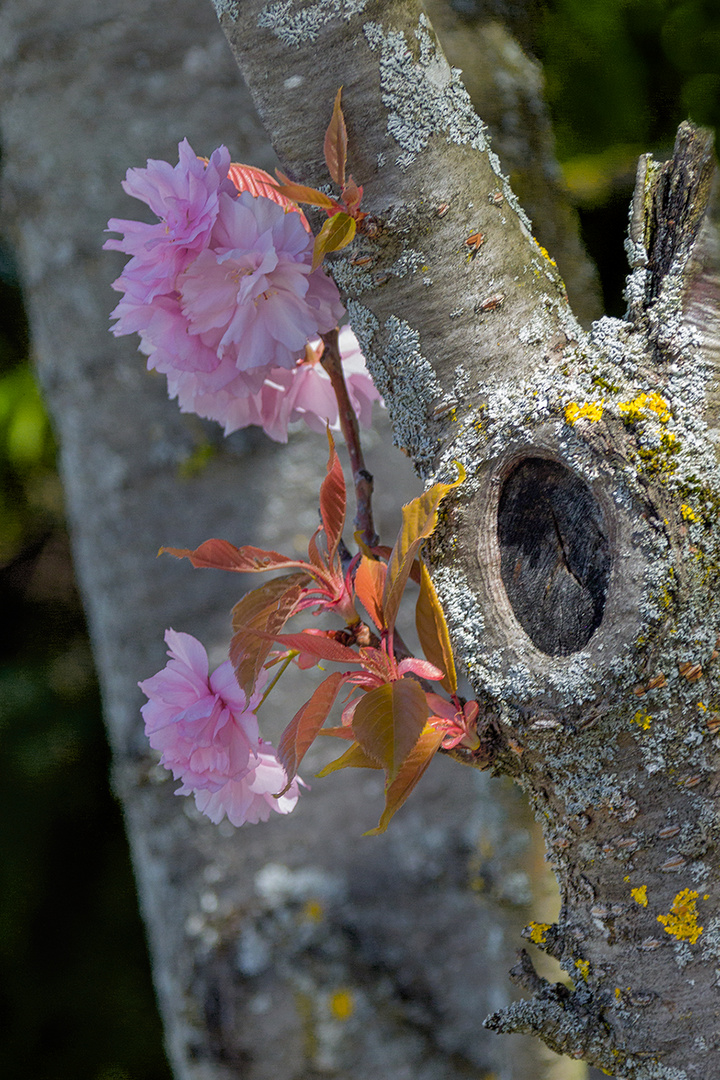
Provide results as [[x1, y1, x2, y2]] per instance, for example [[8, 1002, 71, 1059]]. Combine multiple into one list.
[[345, 297, 380, 349], [348, 307, 442, 473], [377, 316, 443, 471], [258, 0, 369, 45], [387, 247, 426, 279], [430, 562, 485, 672], [211, 0, 241, 18], [254, 862, 346, 908], [363, 16, 500, 176], [330, 256, 374, 298]]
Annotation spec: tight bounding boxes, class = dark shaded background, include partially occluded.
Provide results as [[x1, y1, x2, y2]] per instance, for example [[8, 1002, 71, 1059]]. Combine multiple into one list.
[[0, 1, 718, 1076]]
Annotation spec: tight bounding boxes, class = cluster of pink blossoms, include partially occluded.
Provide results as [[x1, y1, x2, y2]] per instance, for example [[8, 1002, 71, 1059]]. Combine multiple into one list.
[[104, 139, 380, 441], [139, 630, 300, 826]]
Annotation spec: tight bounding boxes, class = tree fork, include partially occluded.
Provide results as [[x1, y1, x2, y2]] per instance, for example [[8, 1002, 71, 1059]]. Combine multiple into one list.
[[213, 1, 720, 1074]]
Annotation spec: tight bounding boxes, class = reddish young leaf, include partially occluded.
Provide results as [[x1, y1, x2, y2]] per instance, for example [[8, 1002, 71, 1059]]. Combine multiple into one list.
[[316, 741, 381, 777], [341, 175, 363, 214], [324, 87, 347, 188], [365, 724, 444, 835], [396, 657, 445, 681], [353, 555, 387, 630], [238, 627, 364, 666], [352, 678, 429, 782], [356, 645, 394, 682], [382, 463, 466, 634], [312, 212, 356, 271], [277, 671, 347, 787], [270, 171, 336, 209], [226, 162, 308, 225], [161, 539, 304, 574], [352, 537, 423, 579], [306, 526, 325, 571], [230, 573, 309, 695], [415, 560, 457, 694], [320, 430, 346, 568]]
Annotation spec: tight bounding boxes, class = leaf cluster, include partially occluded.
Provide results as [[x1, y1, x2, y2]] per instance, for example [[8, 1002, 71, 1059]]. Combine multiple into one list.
[[163, 434, 474, 833], [269, 89, 366, 271]]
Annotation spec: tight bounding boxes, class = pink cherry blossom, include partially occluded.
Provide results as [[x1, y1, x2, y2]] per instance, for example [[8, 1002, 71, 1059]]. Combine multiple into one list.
[[171, 326, 381, 442], [139, 629, 300, 827], [104, 141, 383, 440], [178, 190, 342, 373], [105, 142, 343, 374], [104, 139, 235, 301]]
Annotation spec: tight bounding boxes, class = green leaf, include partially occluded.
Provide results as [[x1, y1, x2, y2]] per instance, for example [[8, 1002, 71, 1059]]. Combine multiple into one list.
[[365, 724, 444, 835], [312, 213, 356, 271], [382, 463, 465, 634], [324, 87, 347, 188], [277, 671, 347, 787], [415, 561, 457, 694], [352, 679, 428, 782], [319, 430, 346, 568], [230, 573, 309, 695], [316, 740, 381, 777]]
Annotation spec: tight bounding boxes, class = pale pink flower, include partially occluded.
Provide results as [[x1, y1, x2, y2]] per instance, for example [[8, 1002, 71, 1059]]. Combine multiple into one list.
[[105, 142, 383, 440], [335, 324, 381, 430], [104, 140, 235, 301], [178, 190, 343, 372], [171, 326, 381, 442], [139, 629, 300, 827]]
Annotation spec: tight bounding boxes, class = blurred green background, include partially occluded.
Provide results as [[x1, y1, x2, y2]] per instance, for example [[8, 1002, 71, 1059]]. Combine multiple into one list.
[[0, 1, 717, 1077]]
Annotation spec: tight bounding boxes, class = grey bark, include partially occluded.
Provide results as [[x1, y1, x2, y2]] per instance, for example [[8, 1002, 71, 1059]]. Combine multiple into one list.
[[216, 1, 720, 1077], [423, 0, 602, 326], [0, 2, 608, 1079]]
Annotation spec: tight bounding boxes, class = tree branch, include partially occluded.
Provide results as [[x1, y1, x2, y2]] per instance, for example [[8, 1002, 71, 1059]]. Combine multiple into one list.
[[215, 2, 720, 1074], [320, 327, 378, 546]]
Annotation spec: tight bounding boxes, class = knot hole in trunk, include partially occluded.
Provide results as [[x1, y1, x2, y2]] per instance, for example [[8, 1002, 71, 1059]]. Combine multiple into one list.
[[497, 458, 611, 656]]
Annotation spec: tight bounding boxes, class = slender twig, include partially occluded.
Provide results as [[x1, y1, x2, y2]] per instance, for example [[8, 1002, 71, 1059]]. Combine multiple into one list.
[[320, 327, 378, 547], [257, 652, 296, 709]]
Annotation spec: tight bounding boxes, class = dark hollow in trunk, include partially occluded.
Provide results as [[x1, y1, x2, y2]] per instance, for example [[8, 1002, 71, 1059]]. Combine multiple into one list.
[[497, 457, 611, 655]]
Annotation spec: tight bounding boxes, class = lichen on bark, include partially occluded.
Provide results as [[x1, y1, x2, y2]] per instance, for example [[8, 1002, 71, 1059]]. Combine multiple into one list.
[[216, 2, 720, 1073]]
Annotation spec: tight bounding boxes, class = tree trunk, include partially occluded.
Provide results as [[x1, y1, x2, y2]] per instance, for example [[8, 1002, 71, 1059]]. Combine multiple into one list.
[[217, 2, 720, 1075], [0, 1, 610, 1078]]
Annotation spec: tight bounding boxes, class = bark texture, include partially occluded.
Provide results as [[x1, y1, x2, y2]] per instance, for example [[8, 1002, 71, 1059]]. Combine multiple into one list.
[[216, 2, 720, 1076], [0, 1, 609, 1078]]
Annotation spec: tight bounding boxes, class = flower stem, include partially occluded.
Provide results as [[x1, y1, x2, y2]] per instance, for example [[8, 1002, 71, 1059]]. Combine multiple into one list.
[[258, 652, 296, 709], [320, 327, 378, 548]]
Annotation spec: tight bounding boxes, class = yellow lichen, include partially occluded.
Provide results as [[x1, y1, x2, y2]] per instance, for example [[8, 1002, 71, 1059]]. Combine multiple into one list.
[[631, 885, 648, 907], [632, 709, 652, 731], [527, 921, 551, 945], [614, 987, 622, 1000], [680, 504, 697, 522], [535, 242, 557, 267], [329, 989, 354, 1021], [637, 430, 679, 477], [565, 400, 604, 425], [575, 958, 590, 982], [657, 889, 703, 944], [618, 391, 671, 424], [302, 899, 325, 923]]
